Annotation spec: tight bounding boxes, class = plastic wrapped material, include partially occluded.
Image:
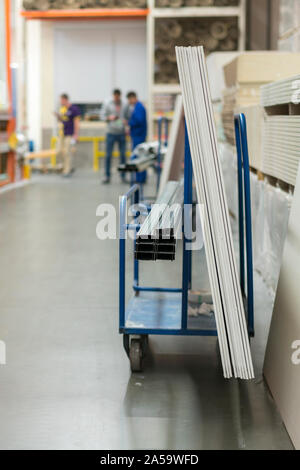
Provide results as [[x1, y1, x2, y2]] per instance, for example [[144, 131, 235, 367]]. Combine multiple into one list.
[[250, 172, 262, 241], [206, 52, 239, 102], [219, 142, 293, 292], [219, 142, 238, 219], [213, 102, 226, 142], [278, 0, 300, 51], [253, 182, 292, 292]]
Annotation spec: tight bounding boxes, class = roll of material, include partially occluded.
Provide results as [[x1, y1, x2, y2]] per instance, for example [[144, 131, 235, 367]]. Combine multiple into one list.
[[155, 17, 238, 84], [154, 0, 238, 5], [210, 21, 228, 40]]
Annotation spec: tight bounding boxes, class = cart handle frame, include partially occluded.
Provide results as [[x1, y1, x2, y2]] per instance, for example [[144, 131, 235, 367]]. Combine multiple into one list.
[[234, 113, 254, 337], [119, 184, 140, 330]]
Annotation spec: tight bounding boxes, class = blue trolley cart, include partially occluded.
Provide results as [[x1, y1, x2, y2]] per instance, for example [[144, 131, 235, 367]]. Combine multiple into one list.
[[119, 113, 254, 371]]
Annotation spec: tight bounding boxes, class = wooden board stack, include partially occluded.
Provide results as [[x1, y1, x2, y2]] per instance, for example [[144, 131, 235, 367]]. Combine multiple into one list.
[[176, 46, 254, 379], [261, 74, 300, 186], [222, 87, 261, 146]]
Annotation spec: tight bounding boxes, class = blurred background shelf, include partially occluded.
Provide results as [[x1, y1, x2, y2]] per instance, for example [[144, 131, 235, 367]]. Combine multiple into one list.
[[148, 0, 246, 138]]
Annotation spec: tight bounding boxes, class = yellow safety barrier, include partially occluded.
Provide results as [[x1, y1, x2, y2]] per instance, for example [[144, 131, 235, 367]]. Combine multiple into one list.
[[24, 149, 58, 179], [50, 135, 131, 172], [23, 163, 31, 179]]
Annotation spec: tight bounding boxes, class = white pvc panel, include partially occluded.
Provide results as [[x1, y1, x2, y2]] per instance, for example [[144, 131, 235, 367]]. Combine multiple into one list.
[[176, 46, 254, 380]]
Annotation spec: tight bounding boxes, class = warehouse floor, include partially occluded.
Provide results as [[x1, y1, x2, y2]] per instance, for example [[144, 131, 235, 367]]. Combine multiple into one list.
[[0, 169, 293, 450]]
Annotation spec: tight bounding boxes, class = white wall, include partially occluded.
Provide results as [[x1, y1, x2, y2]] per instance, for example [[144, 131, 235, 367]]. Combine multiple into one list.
[[15, 0, 26, 129], [26, 20, 42, 150], [53, 20, 147, 106], [41, 22, 54, 129], [0, 1, 8, 109], [26, 20, 55, 149]]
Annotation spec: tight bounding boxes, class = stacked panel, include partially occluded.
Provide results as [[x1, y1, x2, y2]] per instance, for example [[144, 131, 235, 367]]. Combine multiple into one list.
[[176, 46, 254, 379], [263, 116, 300, 186], [261, 74, 300, 107], [261, 74, 300, 186]]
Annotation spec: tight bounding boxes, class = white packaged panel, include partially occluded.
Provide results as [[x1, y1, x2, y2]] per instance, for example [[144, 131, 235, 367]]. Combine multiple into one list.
[[264, 165, 300, 449]]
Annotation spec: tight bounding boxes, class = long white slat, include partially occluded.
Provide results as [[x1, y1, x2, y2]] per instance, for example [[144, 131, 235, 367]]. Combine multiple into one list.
[[193, 47, 250, 378], [197, 47, 254, 379], [177, 47, 234, 378], [185, 47, 244, 377], [176, 46, 254, 379], [176, 49, 233, 378]]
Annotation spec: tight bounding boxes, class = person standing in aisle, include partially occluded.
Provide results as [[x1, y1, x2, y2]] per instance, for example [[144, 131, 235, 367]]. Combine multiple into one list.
[[102, 89, 127, 184], [55, 93, 81, 177], [126, 91, 147, 183]]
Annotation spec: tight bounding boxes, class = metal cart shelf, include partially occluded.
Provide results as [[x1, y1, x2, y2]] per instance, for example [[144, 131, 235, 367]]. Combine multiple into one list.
[[119, 113, 254, 372]]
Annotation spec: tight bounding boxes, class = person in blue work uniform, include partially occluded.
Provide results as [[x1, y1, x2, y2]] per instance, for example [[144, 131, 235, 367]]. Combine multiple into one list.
[[126, 91, 147, 183]]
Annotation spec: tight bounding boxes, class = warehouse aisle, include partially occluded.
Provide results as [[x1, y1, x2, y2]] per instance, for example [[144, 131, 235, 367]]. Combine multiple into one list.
[[0, 170, 293, 450]]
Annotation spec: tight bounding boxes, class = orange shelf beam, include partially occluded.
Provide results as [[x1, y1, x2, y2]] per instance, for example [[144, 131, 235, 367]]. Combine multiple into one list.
[[21, 8, 149, 20]]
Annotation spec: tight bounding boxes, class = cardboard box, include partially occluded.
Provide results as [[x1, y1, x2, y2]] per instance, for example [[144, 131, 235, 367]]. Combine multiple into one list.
[[224, 52, 300, 87]]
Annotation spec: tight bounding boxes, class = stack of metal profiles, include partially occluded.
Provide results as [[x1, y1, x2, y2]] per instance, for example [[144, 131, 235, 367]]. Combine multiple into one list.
[[118, 141, 167, 173], [176, 46, 254, 380], [135, 181, 183, 261], [119, 154, 157, 173]]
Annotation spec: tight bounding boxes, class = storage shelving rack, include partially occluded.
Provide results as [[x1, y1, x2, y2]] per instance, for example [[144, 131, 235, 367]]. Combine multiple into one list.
[[21, 1, 246, 144], [0, 0, 15, 187], [147, 0, 246, 139]]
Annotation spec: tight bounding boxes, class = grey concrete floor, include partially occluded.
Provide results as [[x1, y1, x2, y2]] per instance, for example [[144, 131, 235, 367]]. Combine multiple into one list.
[[0, 168, 293, 450]]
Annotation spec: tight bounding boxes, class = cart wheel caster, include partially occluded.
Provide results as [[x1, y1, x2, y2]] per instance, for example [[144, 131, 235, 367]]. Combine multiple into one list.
[[130, 339, 143, 372]]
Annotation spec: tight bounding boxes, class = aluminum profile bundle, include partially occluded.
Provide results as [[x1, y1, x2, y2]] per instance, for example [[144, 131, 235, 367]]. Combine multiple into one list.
[[119, 141, 167, 173], [176, 46, 254, 379], [118, 154, 157, 173], [135, 181, 183, 261]]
